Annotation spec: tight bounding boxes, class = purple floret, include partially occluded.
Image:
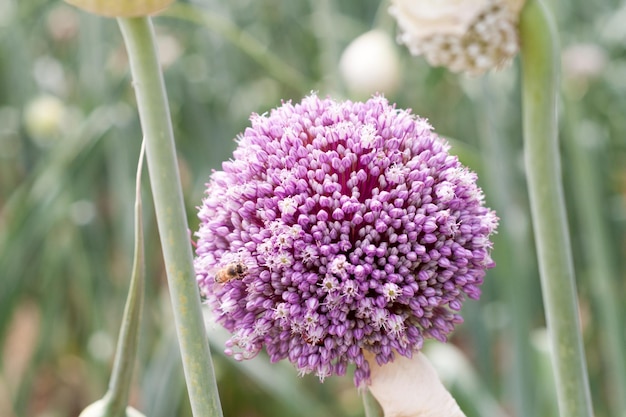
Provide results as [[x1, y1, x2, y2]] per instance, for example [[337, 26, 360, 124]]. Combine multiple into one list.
[[194, 94, 498, 386]]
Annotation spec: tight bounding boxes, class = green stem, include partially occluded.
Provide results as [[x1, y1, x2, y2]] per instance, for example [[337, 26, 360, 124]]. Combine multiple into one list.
[[479, 78, 536, 417], [519, 1, 593, 416], [562, 101, 626, 416], [361, 387, 381, 417], [105, 141, 146, 415], [117, 17, 223, 417]]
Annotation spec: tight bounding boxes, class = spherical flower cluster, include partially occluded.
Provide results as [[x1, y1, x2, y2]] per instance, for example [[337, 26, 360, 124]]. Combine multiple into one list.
[[390, 0, 525, 75], [194, 94, 498, 386]]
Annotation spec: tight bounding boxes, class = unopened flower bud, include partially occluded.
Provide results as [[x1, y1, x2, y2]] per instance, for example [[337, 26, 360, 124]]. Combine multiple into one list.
[[79, 398, 145, 417], [339, 30, 401, 97]]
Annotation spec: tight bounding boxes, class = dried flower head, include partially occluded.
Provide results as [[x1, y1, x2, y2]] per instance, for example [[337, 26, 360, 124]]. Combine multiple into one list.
[[194, 94, 497, 386], [390, 0, 525, 75]]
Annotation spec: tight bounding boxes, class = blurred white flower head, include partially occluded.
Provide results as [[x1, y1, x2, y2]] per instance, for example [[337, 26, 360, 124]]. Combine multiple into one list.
[[23, 95, 68, 147], [339, 30, 401, 97], [562, 43, 607, 81], [156, 32, 182, 69], [46, 5, 79, 42], [390, 0, 525, 75]]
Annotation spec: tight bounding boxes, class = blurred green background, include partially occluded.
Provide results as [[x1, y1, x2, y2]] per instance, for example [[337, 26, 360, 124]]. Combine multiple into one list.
[[1, 0, 625, 416]]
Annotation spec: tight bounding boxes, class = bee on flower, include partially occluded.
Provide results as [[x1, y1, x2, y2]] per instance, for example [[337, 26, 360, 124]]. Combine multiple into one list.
[[214, 262, 249, 284]]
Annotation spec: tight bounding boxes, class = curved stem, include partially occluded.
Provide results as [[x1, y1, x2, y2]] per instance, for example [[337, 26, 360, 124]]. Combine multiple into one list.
[[519, 1, 593, 416], [105, 141, 146, 415], [117, 17, 223, 417]]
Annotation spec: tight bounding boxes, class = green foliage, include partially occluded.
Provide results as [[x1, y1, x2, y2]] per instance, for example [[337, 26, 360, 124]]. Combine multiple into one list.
[[1, 0, 624, 416]]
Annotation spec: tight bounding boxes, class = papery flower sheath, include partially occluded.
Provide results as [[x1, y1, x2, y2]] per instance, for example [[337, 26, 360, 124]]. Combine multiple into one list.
[[390, 0, 525, 75], [194, 94, 498, 386]]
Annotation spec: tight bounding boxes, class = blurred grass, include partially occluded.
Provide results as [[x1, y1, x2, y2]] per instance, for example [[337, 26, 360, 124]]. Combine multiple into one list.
[[1, 0, 625, 416]]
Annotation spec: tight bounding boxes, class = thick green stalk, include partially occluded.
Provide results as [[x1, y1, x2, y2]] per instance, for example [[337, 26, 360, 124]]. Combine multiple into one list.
[[519, 1, 593, 416], [117, 17, 223, 417]]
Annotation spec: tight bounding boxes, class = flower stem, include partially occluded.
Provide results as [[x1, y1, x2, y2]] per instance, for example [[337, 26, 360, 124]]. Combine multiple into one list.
[[562, 100, 626, 416], [117, 17, 223, 417], [364, 351, 466, 417], [479, 77, 536, 417], [361, 387, 381, 417], [519, 1, 593, 416]]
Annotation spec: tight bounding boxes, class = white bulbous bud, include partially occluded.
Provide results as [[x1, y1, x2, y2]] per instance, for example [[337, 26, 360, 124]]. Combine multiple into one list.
[[339, 30, 401, 97], [79, 398, 146, 417]]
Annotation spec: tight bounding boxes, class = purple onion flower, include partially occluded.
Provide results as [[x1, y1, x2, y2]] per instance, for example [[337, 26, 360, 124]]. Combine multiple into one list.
[[194, 94, 498, 386]]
